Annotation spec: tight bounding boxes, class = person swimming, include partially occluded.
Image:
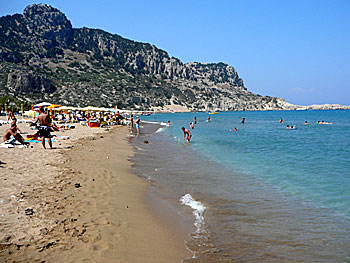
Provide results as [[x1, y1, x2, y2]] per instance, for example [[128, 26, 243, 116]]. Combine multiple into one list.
[[304, 121, 308, 125]]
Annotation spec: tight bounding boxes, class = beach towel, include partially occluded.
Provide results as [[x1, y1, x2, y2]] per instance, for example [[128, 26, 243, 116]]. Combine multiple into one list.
[[0, 143, 15, 148]]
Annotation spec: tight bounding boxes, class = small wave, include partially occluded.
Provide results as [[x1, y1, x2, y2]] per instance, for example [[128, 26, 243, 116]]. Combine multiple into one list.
[[155, 127, 166, 133], [180, 193, 206, 233], [142, 120, 166, 126]]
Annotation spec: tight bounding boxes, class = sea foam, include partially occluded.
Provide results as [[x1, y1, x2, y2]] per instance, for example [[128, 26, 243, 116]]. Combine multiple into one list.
[[180, 193, 206, 233]]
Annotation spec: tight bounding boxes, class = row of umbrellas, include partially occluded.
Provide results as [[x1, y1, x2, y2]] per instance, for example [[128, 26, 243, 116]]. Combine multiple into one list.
[[23, 102, 135, 117], [33, 102, 114, 112]]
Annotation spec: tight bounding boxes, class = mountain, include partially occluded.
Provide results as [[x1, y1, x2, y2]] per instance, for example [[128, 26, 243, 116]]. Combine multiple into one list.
[[0, 4, 296, 111]]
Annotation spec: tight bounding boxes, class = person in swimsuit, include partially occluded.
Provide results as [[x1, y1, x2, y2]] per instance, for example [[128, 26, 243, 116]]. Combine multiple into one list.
[[241, 117, 245, 124], [208, 116, 211, 122], [34, 107, 55, 149], [130, 115, 134, 134], [194, 117, 197, 125], [181, 127, 192, 142], [190, 122, 194, 129], [7, 109, 23, 132], [280, 118, 283, 123], [7, 108, 16, 122], [167, 121, 171, 127], [135, 116, 140, 136], [3, 123, 29, 146]]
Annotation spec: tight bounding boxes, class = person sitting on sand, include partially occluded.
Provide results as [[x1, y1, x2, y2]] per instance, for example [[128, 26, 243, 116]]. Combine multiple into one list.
[[3, 123, 29, 146], [34, 107, 56, 149], [181, 127, 192, 142]]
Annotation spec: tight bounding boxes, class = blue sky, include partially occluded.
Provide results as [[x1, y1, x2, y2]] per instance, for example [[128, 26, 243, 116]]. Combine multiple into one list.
[[1, 0, 349, 105]]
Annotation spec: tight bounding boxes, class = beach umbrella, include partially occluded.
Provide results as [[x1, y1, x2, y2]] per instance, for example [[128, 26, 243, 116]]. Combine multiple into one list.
[[47, 104, 62, 109], [81, 106, 101, 111], [34, 102, 52, 108], [23, 110, 37, 118], [54, 106, 76, 111]]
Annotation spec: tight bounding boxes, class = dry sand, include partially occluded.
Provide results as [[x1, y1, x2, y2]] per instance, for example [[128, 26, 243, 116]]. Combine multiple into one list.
[[0, 117, 190, 262]]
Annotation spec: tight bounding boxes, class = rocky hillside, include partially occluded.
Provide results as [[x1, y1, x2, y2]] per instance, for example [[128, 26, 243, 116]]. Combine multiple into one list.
[[0, 4, 296, 111]]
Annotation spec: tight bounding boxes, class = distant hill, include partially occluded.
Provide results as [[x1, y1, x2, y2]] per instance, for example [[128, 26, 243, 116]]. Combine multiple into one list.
[[0, 4, 297, 111]]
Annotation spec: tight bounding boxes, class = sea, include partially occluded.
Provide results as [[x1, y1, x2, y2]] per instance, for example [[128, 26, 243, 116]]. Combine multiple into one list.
[[130, 110, 350, 263]]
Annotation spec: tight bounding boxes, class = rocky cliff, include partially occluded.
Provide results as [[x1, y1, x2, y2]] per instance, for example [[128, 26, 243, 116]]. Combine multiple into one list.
[[0, 4, 296, 111]]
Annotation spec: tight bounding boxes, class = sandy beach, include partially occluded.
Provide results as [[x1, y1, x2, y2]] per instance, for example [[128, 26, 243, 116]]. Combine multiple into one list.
[[0, 117, 189, 262]]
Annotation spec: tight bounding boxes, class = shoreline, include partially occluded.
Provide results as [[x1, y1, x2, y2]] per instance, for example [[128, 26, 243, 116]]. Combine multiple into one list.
[[0, 119, 190, 262]]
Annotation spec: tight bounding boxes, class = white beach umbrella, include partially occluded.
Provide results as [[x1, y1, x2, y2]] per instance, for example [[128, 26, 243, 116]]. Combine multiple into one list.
[[33, 102, 52, 108], [81, 106, 102, 111], [55, 106, 77, 111]]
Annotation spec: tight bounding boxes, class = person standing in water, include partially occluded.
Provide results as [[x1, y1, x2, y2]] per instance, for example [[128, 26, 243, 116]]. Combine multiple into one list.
[[190, 122, 194, 129], [194, 116, 197, 124], [208, 116, 211, 122], [241, 117, 245, 124], [129, 114, 134, 134], [280, 118, 283, 123], [181, 127, 192, 142], [135, 116, 141, 136]]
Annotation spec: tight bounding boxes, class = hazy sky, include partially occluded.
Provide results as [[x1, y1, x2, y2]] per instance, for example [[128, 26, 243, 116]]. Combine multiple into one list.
[[1, 0, 349, 105]]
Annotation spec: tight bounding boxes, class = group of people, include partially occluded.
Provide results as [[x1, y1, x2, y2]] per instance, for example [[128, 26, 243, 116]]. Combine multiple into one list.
[[3, 107, 135, 149], [129, 115, 141, 135], [3, 107, 54, 149], [282, 118, 334, 129]]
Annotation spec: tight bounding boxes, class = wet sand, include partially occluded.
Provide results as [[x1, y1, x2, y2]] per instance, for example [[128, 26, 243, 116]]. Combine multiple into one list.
[[0, 117, 189, 262]]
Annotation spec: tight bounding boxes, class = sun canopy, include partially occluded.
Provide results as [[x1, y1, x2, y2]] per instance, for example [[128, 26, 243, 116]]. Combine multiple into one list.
[[54, 106, 78, 111]]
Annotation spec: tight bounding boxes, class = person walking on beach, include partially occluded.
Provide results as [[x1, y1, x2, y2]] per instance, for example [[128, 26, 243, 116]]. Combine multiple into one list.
[[181, 127, 192, 142], [34, 107, 55, 149], [130, 114, 134, 134], [135, 116, 140, 136], [7, 108, 16, 123]]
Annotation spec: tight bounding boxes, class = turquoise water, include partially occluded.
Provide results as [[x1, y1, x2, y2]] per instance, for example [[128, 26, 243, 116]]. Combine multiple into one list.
[[144, 110, 350, 217], [135, 110, 350, 262]]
